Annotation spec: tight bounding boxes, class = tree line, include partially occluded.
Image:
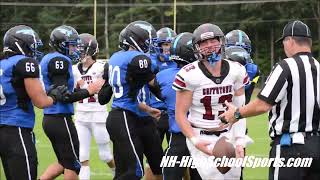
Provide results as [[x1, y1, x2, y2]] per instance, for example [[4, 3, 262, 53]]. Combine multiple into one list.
[[1, 0, 319, 77]]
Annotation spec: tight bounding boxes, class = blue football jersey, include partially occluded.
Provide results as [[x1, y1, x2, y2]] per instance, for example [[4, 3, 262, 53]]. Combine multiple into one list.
[[40, 52, 75, 114], [245, 62, 259, 90], [0, 55, 39, 128], [108, 50, 154, 114], [135, 85, 151, 117], [155, 67, 181, 133], [149, 53, 177, 72]]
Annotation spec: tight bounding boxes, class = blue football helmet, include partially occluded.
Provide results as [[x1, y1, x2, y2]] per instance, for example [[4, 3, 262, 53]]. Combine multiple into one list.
[[155, 27, 176, 61], [49, 25, 80, 61], [3, 25, 43, 60], [225, 30, 252, 54]]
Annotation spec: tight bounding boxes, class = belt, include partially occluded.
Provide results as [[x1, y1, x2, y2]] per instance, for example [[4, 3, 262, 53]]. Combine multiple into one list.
[[191, 124, 228, 136], [199, 129, 228, 136]]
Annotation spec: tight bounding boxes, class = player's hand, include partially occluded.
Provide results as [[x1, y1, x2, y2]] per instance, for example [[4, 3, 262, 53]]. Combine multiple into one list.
[[148, 107, 161, 120], [219, 101, 237, 124], [87, 79, 105, 95], [47, 85, 69, 104], [193, 139, 213, 155], [77, 79, 85, 87], [235, 145, 244, 158]]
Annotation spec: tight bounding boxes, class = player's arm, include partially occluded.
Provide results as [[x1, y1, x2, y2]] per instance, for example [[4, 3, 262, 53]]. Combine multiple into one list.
[[173, 71, 212, 155], [148, 75, 163, 101], [98, 62, 113, 105], [137, 86, 161, 119], [126, 55, 155, 100], [47, 57, 99, 103], [16, 58, 54, 108], [175, 89, 195, 138]]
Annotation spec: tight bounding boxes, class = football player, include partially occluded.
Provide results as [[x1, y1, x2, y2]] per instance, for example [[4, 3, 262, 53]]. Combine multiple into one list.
[[73, 33, 115, 179], [225, 30, 260, 104], [105, 21, 163, 180], [151, 32, 202, 180], [39, 25, 102, 180], [149, 27, 177, 144], [0, 25, 65, 180], [174, 23, 249, 179]]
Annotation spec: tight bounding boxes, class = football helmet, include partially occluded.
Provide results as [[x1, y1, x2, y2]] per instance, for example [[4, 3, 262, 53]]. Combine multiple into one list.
[[3, 25, 43, 60], [169, 32, 196, 66], [124, 20, 157, 53], [192, 23, 225, 64], [49, 25, 80, 61], [225, 46, 252, 65], [119, 27, 129, 50], [79, 33, 98, 57], [156, 27, 176, 45], [156, 27, 177, 61], [225, 30, 252, 54]]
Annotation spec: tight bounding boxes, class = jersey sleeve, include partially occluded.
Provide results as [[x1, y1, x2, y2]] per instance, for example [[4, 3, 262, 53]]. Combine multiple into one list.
[[47, 57, 70, 86], [72, 64, 82, 82], [258, 62, 288, 105], [234, 63, 249, 91], [126, 54, 155, 100], [15, 58, 40, 78], [127, 54, 155, 86], [172, 66, 194, 91]]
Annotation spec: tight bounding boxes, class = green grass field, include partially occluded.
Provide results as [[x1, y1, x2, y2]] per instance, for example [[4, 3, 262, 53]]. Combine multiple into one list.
[[0, 90, 271, 180]]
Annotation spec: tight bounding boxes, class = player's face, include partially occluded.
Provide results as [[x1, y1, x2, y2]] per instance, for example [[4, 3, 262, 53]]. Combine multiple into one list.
[[69, 44, 79, 55], [161, 42, 171, 55], [199, 38, 221, 56]]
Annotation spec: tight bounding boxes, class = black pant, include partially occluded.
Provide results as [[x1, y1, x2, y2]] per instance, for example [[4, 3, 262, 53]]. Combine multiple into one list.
[[43, 115, 81, 174], [0, 125, 37, 180], [163, 132, 201, 180], [269, 134, 320, 180], [106, 108, 163, 180]]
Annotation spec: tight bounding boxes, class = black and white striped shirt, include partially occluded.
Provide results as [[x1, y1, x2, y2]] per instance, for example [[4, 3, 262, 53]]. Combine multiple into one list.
[[257, 52, 320, 137]]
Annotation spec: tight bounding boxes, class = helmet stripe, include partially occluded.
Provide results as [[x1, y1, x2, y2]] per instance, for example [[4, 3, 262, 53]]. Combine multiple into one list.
[[173, 33, 184, 55], [238, 30, 243, 44], [166, 28, 172, 38]]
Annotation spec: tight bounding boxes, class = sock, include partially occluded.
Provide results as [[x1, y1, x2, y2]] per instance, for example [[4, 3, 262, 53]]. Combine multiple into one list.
[[79, 166, 90, 180]]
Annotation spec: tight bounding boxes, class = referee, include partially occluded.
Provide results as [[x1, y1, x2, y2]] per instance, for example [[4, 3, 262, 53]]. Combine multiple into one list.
[[221, 20, 320, 180]]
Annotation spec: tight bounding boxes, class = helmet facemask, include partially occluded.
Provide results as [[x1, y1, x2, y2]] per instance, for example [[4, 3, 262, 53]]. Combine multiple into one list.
[[195, 36, 225, 66]]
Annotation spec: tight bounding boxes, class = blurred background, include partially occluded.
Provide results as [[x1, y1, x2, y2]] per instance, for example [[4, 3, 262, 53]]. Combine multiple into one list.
[[1, 0, 319, 80]]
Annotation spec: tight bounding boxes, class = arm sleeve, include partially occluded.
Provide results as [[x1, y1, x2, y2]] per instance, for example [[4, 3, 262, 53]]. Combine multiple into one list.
[[72, 64, 82, 82], [47, 57, 70, 86], [126, 55, 155, 100], [98, 80, 113, 105], [257, 63, 288, 105], [102, 62, 109, 80], [63, 89, 91, 103], [15, 58, 40, 78], [13, 58, 40, 111]]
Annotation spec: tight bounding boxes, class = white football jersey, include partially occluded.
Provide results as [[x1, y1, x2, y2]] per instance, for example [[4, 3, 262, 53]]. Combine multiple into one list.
[[73, 61, 107, 115], [173, 60, 249, 129]]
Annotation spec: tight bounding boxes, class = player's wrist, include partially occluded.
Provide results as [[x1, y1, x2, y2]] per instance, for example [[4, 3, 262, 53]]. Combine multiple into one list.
[[189, 136, 200, 145], [48, 95, 57, 104]]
